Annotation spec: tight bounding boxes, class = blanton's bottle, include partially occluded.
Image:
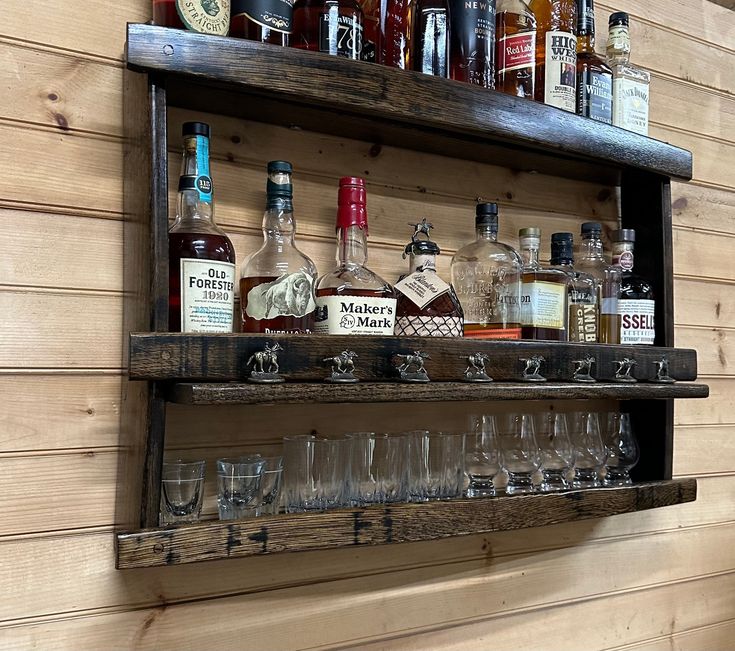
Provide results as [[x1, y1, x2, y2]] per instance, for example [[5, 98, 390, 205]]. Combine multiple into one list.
[[168, 122, 236, 333], [449, 0, 496, 87], [315, 178, 397, 334], [239, 161, 318, 334], [495, 0, 536, 98]]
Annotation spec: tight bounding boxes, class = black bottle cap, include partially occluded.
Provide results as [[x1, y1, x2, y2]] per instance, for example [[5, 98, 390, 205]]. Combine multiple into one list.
[[476, 202, 499, 227], [182, 121, 210, 138], [550, 235, 574, 263], [267, 160, 293, 174], [405, 239, 440, 256], [609, 11, 629, 27], [581, 221, 603, 235], [552, 232, 574, 244], [612, 228, 636, 243]]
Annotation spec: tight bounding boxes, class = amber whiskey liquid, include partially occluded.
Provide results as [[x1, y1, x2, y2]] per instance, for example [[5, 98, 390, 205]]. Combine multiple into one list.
[[495, 3, 536, 98], [241, 276, 315, 333]]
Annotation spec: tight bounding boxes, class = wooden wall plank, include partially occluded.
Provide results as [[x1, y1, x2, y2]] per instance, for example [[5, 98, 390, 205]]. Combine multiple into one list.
[[676, 378, 734, 425], [607, 619, 735, 651]]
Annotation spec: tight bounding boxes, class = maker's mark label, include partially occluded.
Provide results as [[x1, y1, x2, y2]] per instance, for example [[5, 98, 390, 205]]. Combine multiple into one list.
[[315, 296, 396, 335], [177, 0, 231, 35]]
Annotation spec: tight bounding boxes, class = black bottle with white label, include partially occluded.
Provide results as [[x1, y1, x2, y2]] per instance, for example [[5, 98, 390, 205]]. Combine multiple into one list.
[[575, 0, 612, 123]]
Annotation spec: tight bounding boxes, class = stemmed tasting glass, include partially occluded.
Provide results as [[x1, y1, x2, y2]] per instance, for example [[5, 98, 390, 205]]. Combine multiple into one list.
[[465, 415, 502, 497], [500, 413, 540, 495], [535, 412, 574, 492], [603, 412, 640, 486], [569, 412, 607, 488]]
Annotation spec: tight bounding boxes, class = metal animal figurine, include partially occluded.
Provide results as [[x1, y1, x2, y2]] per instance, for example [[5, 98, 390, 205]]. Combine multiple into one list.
[[393, 351, 431, 383], [520, 355, 546, 382], [653, 356, 675, 384], [409, 218, 434, 240], [572, 355, 596, 383], [464, 352, 493, 383], [247, 342, 285, 383], [613, 357, 637, 383], [324, 350, 359, 383]]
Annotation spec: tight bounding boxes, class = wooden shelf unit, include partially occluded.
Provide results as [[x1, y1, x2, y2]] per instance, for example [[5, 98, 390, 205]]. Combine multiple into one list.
[[120, 24, 705, 568]]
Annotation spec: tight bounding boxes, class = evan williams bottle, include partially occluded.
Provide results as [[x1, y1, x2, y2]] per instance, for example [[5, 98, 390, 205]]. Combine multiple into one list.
[[449, 0, 497, 87], [230, 0, 293, 44], [240, 161, 318, 334], [153, 0, 231, 34], [169, 122, 236, 333], [315, 178, 397, 335], [575, 0, 612, 123], [495, 0, 536, 98], [292, 0, 364, 59]]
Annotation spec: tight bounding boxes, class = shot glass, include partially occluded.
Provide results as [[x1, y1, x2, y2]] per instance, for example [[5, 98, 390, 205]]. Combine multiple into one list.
[[159, 459, 206, 525], [465, 415, 502, 497], [216, 457, 266, 520], [258, 456, 284, 516]]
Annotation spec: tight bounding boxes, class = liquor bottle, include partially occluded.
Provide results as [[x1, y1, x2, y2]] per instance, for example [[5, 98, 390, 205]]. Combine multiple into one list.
[[575, 0, 612, 123], [448, 0, 496, 87], [495, 0, 536, 98], [315, 177, 397, 334], [292, 0, 364, 59], [528, 0, 576, 112], [394, 219, 464, 336], [379, 0, 414, 69], [451, 203, 522, 339], [612, 229, 655, 345], [240, 161, 318, 334], [169, 122, 236, 333], [360, 0, 381, 61], [230, 0, 292, 44], [412, 0, 449, 76], [607, 12, 650, 135], [549, 232, 598, 342], [575, 222, 621, 344], [152, 0, 231, 35], [518, 228, 569, 341]]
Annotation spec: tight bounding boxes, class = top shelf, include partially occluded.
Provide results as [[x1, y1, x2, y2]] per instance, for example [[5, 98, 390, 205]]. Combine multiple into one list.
[[125, 24, 693, 184]]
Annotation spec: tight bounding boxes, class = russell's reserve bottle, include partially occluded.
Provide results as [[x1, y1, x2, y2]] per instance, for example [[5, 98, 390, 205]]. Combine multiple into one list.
[[495, 0, 536, 98], [451, 203, 522, 339], [575, 0, 612, 123], [549, 232, 598, 342], [394, 219, 464, 336], [230, 0, 292, 44], [239, 161, 318, 334], [449, 0, 496, 87], [292, 0, 364, 59], [315, 177, 397, 334], [612, 229, 655, 345], [529, 0, 577, 111], [412, 0, 450, 77], [168, 122, 236, 333], [153, 0, 231, 34]]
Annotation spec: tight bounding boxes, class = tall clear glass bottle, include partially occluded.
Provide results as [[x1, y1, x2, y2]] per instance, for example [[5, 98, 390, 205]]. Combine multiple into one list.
[[239, 161, 318, 334], [168, 122, 236, 333], [315, 177, 397, 335], [575, 221, 621, 344], [495, 0, 536, 98], [412, 0, 450, 77], [451, 203, 522, 339]]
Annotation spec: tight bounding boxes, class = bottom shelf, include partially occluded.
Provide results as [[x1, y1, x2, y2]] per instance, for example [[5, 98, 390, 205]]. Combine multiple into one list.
[[116, 479, 696, 568]]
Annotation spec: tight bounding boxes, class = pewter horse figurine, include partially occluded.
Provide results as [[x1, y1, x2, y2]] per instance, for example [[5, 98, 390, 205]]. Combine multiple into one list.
[[323, 350, 358, 375], [465, 352, 490, 376], [247, 342, 283, 374], [395, 351, 431, 374]]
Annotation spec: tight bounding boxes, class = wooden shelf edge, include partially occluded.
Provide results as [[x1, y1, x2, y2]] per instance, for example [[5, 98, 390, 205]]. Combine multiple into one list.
[[116, 479, 697, 568]]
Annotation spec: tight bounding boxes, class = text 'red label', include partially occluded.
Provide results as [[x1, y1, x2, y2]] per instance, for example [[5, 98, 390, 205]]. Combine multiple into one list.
[[497, 31, 535, 73]]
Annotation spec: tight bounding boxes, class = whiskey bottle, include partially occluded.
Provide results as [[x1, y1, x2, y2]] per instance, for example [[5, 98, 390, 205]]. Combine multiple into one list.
[[240, 161, 318, 334], [315, 177, 397, 334], [495, 0, 536, 98], [394, 219, 464, 337], [451, 203, 522, 339], [607, 12, 650, 135], [528, 0, 577, 112], [575, 0, 612, 123], [379, 0, 414, 69], [612, 229, 655, 345], [292, 0, 364, 59], [230, 0, 292, 44], [448, 0, 496, 87], [169, 122, 236, 333], [549, 232, 598, 342], [412, 0, 450, 77], [575, 222, 621, 344], [518, 228, 569, 341], [152, 0, 231, 34], [359, 0, 380, 61]]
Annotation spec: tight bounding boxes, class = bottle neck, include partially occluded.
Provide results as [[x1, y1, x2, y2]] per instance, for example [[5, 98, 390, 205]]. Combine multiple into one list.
[[578, 32, 595, 52], [520, 240, 541, 270], [263, 170, 296, 245], [476, 225, 498, 242], [612, 241, 635, 270], [338, 225, 368, 267], [607, 25, 631, 65], [581, 235, 605, 261], [550, 256, 574, 268], [409, 252, 437, 273], [175, 135, 216, 228]]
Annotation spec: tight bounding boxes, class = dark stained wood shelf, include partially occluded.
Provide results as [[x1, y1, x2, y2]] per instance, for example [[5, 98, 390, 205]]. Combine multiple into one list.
[[116, 479, 697, 568], [125, 24, 692, 183], [170, 381, 709, 405]]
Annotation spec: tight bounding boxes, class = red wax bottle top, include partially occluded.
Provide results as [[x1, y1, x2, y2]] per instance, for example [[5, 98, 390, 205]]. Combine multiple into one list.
[[337, 176, 368, 232]]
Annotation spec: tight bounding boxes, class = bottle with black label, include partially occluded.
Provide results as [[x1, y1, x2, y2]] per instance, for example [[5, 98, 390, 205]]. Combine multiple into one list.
[[612, 229, 655, 345], [575, 0, 612, 123], [239, 161, 318, 334], [169, 122, 236, 333], [449, 0, 496, 87], [292, 0, 364, 59], [230, 0, 293, 44], [528, 0, 576, 111]]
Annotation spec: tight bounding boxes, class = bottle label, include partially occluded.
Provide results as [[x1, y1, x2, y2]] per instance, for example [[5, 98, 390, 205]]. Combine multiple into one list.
[[544, 31, 577, 112], [569, 303, 597, 342], [448, 0, 496, 87], [453, 263, 520, 334], [315, 296, 396, 335], [612, 250, 634, 270], [520, 280, 566, 329], [244, 272, 316, 320], [613, 75, 649, 135], [618, 299, 655, 344], [577, 69, 613, 124], [607, 25, 630, 54], [178, 135, 213, 202], [319, 13, 363, 59], [395, 271, 451, 310], [180, 259, 236, 332], [497, 31, 535, 74], [232, 0, 293, 33], [176, 0, 231, 35], [395, 315, 464, 337], [464, 325, 521, 339], [601, 296, 618, 315]]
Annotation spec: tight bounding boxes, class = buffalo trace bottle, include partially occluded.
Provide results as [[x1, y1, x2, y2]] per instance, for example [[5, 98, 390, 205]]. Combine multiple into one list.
[[153, 0, 231, 34], [575, 0, 612, 123], [451, 203, 522, 339], [612, 229, 655, 345], [495, 0, 536, 98], [518, 228, 569, 341], [412, 0, 449, 76], [379, 0, 414, 69], [449, 0, 496, 87], [239, 161, 318, 334], [292, 0, 364, 58], [549, 232, 598, 342], [230, 0, 292, 44], [315, 178, 397, 335], [394, 219, 464, 336], [169, 122, 236, 333], [529, 0, 576, 111]]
